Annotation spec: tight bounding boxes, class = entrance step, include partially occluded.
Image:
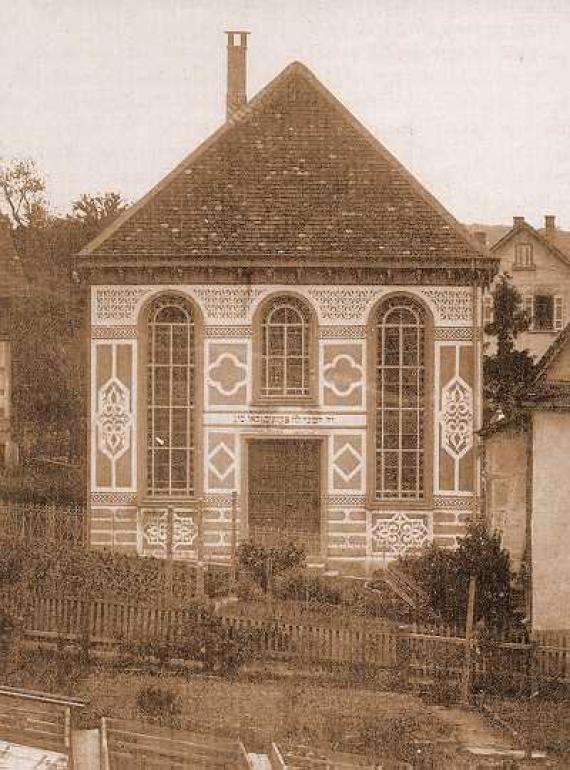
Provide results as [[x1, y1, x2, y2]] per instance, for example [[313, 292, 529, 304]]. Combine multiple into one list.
[[70, 729, 100, 770]]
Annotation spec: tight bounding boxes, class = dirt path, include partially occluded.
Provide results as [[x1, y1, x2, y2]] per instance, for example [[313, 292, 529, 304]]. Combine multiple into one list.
[[430, 704, 517, 751]]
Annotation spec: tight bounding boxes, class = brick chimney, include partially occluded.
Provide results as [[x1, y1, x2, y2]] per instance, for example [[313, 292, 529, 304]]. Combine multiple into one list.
[[513, 216, 525, 227], [544, 214, 556, 240], [225, 31, 249, 120]]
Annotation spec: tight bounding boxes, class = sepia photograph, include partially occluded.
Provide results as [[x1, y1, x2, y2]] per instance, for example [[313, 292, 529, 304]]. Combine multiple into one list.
[[0, 1, 569, 766]]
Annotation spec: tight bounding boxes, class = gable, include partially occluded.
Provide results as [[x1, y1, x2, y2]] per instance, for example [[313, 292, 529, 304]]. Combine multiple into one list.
[[492, 223, 570, 274], [80, 63, 491, 270]]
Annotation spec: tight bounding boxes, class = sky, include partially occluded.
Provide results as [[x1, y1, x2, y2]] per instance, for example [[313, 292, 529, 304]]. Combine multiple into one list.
[[2, 0, 570, 229]]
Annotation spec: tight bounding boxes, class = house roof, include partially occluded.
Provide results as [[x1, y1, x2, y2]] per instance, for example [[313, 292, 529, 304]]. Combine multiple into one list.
[[79, 62, 494, 271], [0, 216, 28, 298], [521, 322, 570, 409], [490, 219, 570, 268]]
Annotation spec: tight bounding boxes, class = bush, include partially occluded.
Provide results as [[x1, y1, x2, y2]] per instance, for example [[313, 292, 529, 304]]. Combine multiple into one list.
[[3, 540, 197, 603], [0, 609, 14, 666], [136, 686, 181, 725], [397, 521, 515, 629], [238, 540, 306, 592], [272, 569, 342, 605], [0, 544, 23, 585]]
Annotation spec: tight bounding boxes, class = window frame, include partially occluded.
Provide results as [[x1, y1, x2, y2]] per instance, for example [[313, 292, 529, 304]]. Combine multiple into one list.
[[368, 294, 433, 509], [513, 242, 534, 270], [525, 293, 564, 332], [253, 293, 317, 405], [139, 293, 203, 501]]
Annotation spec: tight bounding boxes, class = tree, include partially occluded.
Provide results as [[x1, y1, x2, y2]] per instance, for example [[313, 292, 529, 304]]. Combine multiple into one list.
[[399, 521, 514, 629], [0, 157, 48, 228], [483, 274, 535, 423]]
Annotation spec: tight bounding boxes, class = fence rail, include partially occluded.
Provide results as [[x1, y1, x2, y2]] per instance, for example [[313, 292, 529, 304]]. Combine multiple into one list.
[[1, 591, 569, 686], [0, 500, 86, 546]]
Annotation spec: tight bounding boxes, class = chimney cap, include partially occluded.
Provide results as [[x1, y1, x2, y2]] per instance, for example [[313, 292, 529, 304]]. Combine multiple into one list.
[[544, 214, 556, 229], [225, 31, 250, 46], [513, 216, 525, 227]]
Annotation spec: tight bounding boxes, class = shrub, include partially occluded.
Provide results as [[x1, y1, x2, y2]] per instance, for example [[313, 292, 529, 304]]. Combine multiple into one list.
[[136, 686, 181, 725], [238, 540, 306, 592], [272, 569, 342, 605], [0, 609, 14, 666], [397, 521, 515, 629], [0, 545, 23, 585]]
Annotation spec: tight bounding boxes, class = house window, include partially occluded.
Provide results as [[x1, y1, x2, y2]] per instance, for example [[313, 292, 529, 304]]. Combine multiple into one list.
[[514, 243, 533, 268], [146, 297, 195, 497], [375, 297, 426, 501], [260, 297, 311, 398], [524, 294, 564, 332]]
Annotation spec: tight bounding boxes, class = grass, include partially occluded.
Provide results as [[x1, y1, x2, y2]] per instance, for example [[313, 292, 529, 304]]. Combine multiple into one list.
[[3, 647, 456, 763], [486, 693, 570, 758]]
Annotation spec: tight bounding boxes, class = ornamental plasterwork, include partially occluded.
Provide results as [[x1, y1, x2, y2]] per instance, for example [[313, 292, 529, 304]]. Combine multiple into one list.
[[208, 352, 248, 396], [440, 376, 474, 459], [93, 285, 473, 327], [370, 511, 430, 557], [323, 353, 363, 397], [96, 378, 131, 460], [140, 508, 199, 556], [91, 492, 137, 505]]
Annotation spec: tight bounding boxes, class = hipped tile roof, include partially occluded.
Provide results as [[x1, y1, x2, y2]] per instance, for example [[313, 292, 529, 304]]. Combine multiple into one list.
[[80, 62, 492, 269]]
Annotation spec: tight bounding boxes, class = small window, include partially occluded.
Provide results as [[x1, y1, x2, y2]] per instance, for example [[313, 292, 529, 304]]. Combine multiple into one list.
[[514, 243, 533, 268], [260, 297, 312, 399], [525, 294, 564, 332], [534, 295, 554, 330]]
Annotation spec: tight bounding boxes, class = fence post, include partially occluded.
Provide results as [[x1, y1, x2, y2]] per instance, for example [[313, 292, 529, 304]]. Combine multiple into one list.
[[196, 498, 205, 598], [460, 575, 477, 707], [230, 491, 238, 591]]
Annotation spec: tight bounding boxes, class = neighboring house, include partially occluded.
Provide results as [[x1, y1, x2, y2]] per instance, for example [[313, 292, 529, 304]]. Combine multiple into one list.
[[77, 33, 497, 575], [0, 216, 28, 466], [487, 215, 570, 359], [485, 326, 570, 631]]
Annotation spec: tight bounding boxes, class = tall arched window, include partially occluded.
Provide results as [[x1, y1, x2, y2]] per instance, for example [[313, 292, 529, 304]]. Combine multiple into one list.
[[375, 297, 426, 501], [146, 296, 195, 496], [260, 297, 311, 398]]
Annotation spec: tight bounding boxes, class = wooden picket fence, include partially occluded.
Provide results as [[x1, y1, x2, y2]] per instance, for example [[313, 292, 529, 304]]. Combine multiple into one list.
[[1, 591, 569, 686], [0, 500, 87, 546]]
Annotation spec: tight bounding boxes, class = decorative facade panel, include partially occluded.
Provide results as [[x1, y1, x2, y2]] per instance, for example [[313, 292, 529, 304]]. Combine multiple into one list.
[[321, 342, 364, 409], [206, 430, 238, 492], [91, 340, 136, 492], [330, 432, 365, 493], [206, 341, 249, 408], [92, 285, 474, 327], [435, 342, 475, 493], [370, 511, 430, 558]]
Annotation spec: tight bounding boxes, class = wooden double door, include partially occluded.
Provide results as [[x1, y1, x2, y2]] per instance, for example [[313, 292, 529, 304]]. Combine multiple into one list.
[[247, 439, 322, 555]]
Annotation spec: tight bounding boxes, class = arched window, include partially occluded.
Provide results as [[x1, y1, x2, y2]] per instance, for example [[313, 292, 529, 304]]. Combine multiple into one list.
[[146, 297, 195, 496], [260, 297, 311, 398], [375, 297, 427, 501]]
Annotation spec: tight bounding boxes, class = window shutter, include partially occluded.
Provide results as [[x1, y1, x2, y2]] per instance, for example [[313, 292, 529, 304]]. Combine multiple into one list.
[[482, 294, 493, 325], [554, 295, 565, 331], [523, 295, 534, 329]]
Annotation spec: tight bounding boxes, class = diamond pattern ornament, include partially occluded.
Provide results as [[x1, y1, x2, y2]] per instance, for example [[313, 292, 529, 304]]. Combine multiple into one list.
[[97, 378, 131, 460], [208, 442, 235, 481], [440, 376, 473, 459], [333, 442, 362, 482]]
